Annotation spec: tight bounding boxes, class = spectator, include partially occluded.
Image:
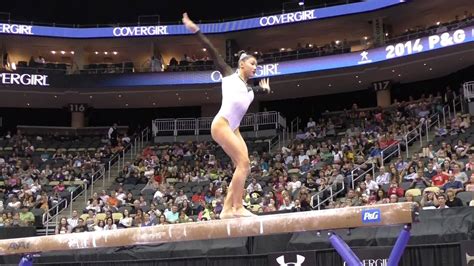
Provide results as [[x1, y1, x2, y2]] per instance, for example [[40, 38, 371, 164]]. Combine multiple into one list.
[[108, 123, 119, 147], [431, 167, 449, 187], [67, 210, 80, 229], [104, 217, 117, 230], [119, 209, 133, 228], [375, 167, 391, 185], [94, 220, 105, 231], [436, 194, 449, 209], [445, 189, 463, 207], [55, 217, 70, 234], [71, 218, 87, 233], [19, 206, 35, 226], [441, 174, 464, 194], [8, 196, 21, 210], [165, 205, 179, 223]]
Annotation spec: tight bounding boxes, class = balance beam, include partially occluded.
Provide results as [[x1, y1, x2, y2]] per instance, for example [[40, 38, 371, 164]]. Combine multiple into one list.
[[1, 202, 414, 256]]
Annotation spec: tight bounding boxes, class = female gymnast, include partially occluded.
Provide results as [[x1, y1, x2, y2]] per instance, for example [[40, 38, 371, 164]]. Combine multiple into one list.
[[182, 13, 271, 218]]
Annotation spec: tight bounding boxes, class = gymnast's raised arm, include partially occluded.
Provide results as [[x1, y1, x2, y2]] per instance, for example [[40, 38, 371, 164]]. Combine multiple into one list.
[[182, 13, 233, 77]]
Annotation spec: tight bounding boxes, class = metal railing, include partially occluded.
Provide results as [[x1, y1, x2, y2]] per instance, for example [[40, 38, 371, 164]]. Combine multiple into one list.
[[351, 162, 376, 190], [380, 141, 401, 167], [404, 123, 424, 158], [43, 198, 68, 235], [152, 111, 285, 137], [310, 181, 345, 211]]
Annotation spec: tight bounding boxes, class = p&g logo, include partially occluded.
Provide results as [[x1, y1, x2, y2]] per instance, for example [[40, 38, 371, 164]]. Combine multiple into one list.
[[362, 209, 381, 223]]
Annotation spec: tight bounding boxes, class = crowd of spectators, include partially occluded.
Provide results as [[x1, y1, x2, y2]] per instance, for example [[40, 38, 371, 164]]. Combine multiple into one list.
[[57, 92, 473, 234], [0, 129, 130, 229]]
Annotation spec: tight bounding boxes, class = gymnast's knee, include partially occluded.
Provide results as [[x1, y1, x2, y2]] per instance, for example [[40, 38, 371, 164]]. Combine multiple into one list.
[[236, 159, 250, 176]]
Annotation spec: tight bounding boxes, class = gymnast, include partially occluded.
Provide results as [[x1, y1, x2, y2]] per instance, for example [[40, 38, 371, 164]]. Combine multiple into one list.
[[182, 13, 271, 218]]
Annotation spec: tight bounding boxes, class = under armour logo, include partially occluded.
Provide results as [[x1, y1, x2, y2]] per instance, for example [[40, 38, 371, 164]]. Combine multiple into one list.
[[358, 51, 372, 64], [467, 252, 474, 265], [276, 254, 305, 266]]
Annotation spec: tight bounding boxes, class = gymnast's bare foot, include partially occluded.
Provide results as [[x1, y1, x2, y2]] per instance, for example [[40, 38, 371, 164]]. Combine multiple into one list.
[[233, 207, 256, 218], [219, 209, 234, 219]]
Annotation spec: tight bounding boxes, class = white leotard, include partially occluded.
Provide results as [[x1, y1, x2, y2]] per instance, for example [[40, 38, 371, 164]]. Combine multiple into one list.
[[213, 73, 254, 131]]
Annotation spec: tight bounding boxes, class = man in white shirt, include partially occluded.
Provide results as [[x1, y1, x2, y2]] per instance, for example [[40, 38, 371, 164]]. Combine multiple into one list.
[[286, 175, 302, 194], [375, 167, 391, 186], [67, 210, 80, 229], [278, 196, 294, 211], [246, 178, 262, 194], [298, 150, 309, 165], [364, 174, 379, 193], [307, 118, 316, 129]]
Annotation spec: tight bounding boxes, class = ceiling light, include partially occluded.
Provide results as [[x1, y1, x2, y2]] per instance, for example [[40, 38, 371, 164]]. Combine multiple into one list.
[[202, 48, 207, 52], [436, 21, 440, 25], [104, 52, 108, 55], [254, 51, 258, 55], [152, 102, 156, 106], [118, 94, 122, 98], [328, 84, 332, 87], [125, 103, 129, 107], [54, 95, 58, 98], [429, 68, 433, 71], [423, 63, 427, 66], [363, 36, 368, 40], [206, 97, 210, 100], [113, 51, 118, 55], [308, 44, 314, 48], [178, 97, 182, 101], [51, 51, 56, 54], [70, 51, 75, 55], [355, 75, 359, 78], [385, 33, 389, 36], [60, 51, 66, 55], [298, 1, 304, 6], [89, 96, 93, 99], [335, 40, 340, 45], [10, 62, 16, 70], [398, 74, 402, 77], [26, 103, 30, 106], [297, 84, 300, 87], [280, 48, 285, 52], [176, 93, 179, 96], [94, 51, 99, 55], [392, 69, 395, 72], [358, 80, 362, 83]]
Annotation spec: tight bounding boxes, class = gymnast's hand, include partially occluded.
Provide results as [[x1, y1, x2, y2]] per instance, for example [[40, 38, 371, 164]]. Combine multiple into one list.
[[182, 13, 200, 33], [259, 78, 271, 94]]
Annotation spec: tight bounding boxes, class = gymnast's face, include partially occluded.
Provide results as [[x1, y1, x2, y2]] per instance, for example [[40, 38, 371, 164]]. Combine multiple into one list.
[[239, 56, 257, 78]]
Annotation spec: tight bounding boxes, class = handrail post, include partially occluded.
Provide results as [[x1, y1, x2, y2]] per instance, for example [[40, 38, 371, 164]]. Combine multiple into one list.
[[425, 120, 429, 142], [405, 135, 409, 158]]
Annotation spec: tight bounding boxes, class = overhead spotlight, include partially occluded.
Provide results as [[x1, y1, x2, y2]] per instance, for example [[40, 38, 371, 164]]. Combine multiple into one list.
[[328, 84, 332, 87], [178, 97, 182, 101], [358, 80, 362, 84], [152, 102, 156, 106], [308, 44, 314, 48], [94, 51, 99, 55], [125, 103, 129, 107], [363, 36, 368, 40], [176, 93, 179, 96], [429, 68, 433, 71], [104, 51, 108, 55], [423, 63, 427, 66], [297, 84, 300, 87], [70, 51, 75, 55], [51, 51, 56, 54], [206, 97, 210, 100], [280, 48, 286, 52], [398, 74, 402, 77], [385, 33, 389, 36], [355, 75, 359, 79], [54, 95, 58, 99], [118, 94, 122, 98], [89, 95, 93, 99], [202, 48, 207, 52], [335, 40, 340, 45], [26, 103, 30, 106], [254, 51, 259, 55], [392, 69, 395, 73], [60, 51, 66, 55], [436, 21, 440, 25], [298, 0, 304, 6], [113, 51, 118, 55]]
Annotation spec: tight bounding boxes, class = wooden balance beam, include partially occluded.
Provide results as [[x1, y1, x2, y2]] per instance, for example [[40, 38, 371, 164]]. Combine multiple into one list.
[[1, 202, 414, 256]]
